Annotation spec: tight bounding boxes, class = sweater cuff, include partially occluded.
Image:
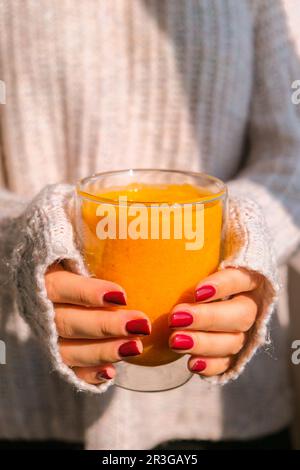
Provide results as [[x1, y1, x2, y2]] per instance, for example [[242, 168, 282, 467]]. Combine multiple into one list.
[[12, 184, 113, 394], [205, 196, 280, 385]]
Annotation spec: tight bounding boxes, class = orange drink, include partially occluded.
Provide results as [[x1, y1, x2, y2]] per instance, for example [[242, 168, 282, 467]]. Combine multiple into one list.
[[76, 170, 227, 391]]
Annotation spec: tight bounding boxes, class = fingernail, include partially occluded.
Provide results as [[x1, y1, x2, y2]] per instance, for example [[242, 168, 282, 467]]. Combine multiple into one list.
[[119, 340, 141, 357], [103, 291, 127, 305], [169, 312, 193, 328], [126, 319, 150, 335], [195, 285, 216, 302], [171, 334, 194, 350], [191, 360, 207, 372], [97, 369, 113, 380]]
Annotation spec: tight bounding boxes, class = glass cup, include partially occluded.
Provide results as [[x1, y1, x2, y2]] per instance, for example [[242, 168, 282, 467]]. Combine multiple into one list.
[[75, 169, 227, 392]]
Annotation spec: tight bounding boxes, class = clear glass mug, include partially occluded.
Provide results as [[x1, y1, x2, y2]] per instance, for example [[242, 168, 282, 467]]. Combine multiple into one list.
[[75, 169, 227, 392]]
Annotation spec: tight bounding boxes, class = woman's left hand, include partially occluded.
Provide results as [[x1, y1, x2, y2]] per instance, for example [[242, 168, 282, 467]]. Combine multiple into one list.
[[169, 268, 261, 377]]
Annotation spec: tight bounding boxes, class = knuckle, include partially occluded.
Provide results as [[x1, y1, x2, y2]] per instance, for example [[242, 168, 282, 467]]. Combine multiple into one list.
[[222, 357, 232, 372], [96, 339, 120, 364], [240, 309, 255, 332], [78, 285, 92, 306], [95, 316, 114, 338], [45, 272, 57, 302], [237, 268, 254, 291], [96, 343, 112, 364], [227, 269, 238, 286], [204, 305, 216, 331], [194, 333, 202, 352], [232, 333, 246, 354], [55, 309, 73, 338], [239, 298, 258, 332], [57, 338, 70, 365], [245, 272, 255, 291], [245, 269, 261, 291], [45, 264, 65, 301], [193, 303, 212, 329]]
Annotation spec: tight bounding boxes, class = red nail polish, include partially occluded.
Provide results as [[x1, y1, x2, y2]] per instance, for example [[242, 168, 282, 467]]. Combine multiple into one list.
[[191, 360, 207, 372], [171, 334, 194, 350], [126, 319, 150, 335], [97, 369, 113, 380], [195, 285, 216, 302], [103, 291, 127, 305], [169, 312, 193, 328], [119, 341, 141, 357]]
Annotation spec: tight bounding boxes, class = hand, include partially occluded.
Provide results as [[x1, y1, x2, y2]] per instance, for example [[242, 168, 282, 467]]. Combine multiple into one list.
[[168, 268, 261, 377], [45, 264, 151, 385]]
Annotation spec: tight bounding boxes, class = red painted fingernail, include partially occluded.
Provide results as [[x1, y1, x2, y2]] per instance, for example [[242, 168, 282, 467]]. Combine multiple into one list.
[[126, 319, 150, 335], [195, 285, 216, 302], [191, 360, 207, 372], [97, 369, 113, 380], [103, 291, 127, 305], [119, 340, 141, 357], [171, 334, 194, 350], [169, 312, 193, 328]]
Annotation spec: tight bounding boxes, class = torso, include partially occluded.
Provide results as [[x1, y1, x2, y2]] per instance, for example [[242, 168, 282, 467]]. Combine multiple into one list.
[[0, 0, 254, 194]]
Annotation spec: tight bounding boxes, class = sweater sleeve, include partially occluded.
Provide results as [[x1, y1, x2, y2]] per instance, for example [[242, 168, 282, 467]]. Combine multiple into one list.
[[208, 0, 300, 384], [205, 196, 280, 385], [0, 184, 112, 394], [229, 0, 300, 264]]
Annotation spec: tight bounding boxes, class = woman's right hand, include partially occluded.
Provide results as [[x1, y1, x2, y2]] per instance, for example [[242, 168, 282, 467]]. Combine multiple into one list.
[[45, 264, 151, 385]]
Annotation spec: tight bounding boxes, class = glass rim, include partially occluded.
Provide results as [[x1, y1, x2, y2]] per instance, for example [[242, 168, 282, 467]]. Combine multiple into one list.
[[76, 168, 227, 206]]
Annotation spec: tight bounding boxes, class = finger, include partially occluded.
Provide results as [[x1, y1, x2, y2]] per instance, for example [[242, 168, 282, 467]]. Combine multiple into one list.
[[194, 268, 261, 303], [46, 268, 127, 307], [169, 293, 258, 333], [169, 331, 246, 357], [55, 305, 151, 339], [59, 338, 143, 367], [72, 364, 116, 385], [188, 356, 232, 377]]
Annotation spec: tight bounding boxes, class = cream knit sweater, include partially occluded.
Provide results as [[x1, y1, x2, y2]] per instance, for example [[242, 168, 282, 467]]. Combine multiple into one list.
[[0, 0, 300, 450]]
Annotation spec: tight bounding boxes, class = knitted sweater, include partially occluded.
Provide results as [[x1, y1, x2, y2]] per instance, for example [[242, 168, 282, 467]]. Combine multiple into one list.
[[0, 0, 300, 449]]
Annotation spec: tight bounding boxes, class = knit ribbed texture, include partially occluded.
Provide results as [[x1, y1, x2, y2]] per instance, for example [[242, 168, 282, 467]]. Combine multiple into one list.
[[0, 0, 299, 449], [12, 184, 114, 394]]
